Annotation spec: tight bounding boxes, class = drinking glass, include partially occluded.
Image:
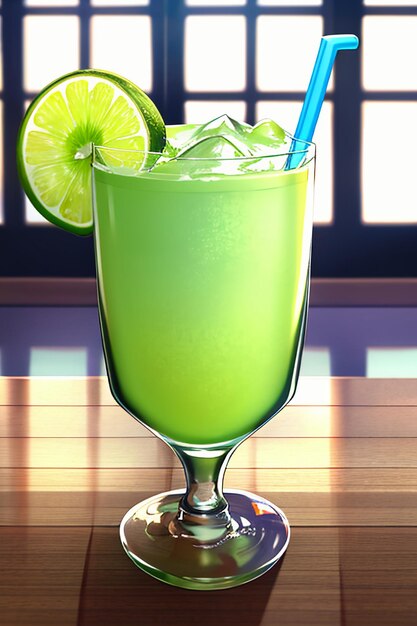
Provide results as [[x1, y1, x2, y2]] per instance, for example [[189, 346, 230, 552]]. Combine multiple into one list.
[[92, 137, 315, 590]]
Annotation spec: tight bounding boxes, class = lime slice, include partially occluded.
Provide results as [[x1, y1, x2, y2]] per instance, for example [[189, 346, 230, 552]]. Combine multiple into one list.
[[17, 69, 165, 235]]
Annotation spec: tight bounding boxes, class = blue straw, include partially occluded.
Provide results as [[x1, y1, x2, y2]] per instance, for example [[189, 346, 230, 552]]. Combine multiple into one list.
[[287, 34, 359, 169]]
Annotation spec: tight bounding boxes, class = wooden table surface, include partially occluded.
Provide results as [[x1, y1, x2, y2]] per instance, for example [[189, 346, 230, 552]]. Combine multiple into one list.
[[1, 375, 417, 626]]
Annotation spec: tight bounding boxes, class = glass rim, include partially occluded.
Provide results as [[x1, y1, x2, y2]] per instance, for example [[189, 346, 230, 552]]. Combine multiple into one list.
[[92, 135, 315, 163]]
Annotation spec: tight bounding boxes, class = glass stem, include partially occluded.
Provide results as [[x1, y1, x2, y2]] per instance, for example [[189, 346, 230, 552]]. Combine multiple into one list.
[[170, 444, 235, 540]]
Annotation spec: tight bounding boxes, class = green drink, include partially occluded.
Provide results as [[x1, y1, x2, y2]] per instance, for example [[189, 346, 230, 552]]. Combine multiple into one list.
[[93, 158, 312, 447], [91, 118, 315, 589]]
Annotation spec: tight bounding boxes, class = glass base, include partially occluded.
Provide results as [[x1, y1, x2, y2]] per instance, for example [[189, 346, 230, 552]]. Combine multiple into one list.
[[120, 488, 290, 590]]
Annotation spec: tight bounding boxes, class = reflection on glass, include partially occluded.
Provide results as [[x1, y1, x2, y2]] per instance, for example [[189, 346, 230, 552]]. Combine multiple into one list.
[[300, 347, 331, 376], [362, 101, 417, 224], [362, 17, 417, 90], [29, 347, 88, 376], [366, 347, 417, 377], [185, 16, 246, 91], [185, 100, 247, 123], [256, 100, 333, 224], [256, 17, 327, 92], [24, 16, 79, 92], [90, 16, 152, 91]]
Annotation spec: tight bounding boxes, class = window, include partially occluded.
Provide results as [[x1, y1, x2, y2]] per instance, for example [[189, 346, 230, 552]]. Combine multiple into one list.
[[2, 0, 417, 277]]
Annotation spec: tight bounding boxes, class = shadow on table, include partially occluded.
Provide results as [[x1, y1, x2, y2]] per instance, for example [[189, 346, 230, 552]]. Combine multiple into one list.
[[77, 527, 284, 626]]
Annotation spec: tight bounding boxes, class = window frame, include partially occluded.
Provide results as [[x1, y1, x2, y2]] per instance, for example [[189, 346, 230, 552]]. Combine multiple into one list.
[[2, 0, 417, 278]]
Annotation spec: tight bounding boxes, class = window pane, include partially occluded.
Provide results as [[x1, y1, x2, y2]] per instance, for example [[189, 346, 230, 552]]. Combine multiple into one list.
[[25, 0, 79, 5], [91, 16, 152, 91], [258, 0, 322, 5], [186, 0, 246, 5], [24, 16, 79, 92], [185, 16, 246, 92], [363, 17, 417, 90], [257, 17, 330, 92], [30, 348, 88, 376], [25, 196, 50, 224], [256, 100, 333, 224], [91, 0, 149, 5], [300, 348, 331, 376], [364, 0, 417, 5], [367, 348, 417, 377], [362, 102, 417, 223], [185, 100, 247, 123]]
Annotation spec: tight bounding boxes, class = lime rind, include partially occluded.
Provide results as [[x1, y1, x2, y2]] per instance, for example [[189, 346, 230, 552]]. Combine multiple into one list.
[[17, 69, 165, 235]]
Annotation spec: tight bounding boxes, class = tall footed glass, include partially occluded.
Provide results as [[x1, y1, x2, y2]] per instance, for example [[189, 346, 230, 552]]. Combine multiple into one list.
[[92, 134, 315, 590]]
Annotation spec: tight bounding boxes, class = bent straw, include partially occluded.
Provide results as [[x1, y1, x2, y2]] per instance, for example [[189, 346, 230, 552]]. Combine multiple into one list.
[[286, 34, 359, 170]]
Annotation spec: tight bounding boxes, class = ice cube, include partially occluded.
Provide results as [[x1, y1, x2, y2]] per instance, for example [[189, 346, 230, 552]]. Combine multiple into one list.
[[193, 114, 251, 139], [187, 114, 254, 157], [249, 119, 287, 155], [165, 123, 200, 153], [178, 135, 249, 159], [151, 135, 249, 178]]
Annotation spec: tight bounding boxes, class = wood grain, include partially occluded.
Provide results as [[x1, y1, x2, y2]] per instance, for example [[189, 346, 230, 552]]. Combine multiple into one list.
[[3, 376, 417, 406], [0, 527, 91, 626], [2, 527, 413, 626], [4, 404, 417, 438], [1, 375, 417, 624], [1, 436, 417, 469], [1, 467, 417, 527]]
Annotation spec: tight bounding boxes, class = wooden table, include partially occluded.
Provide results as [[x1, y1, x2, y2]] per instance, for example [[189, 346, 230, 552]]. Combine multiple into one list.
[[1, 376, 417, 626]]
